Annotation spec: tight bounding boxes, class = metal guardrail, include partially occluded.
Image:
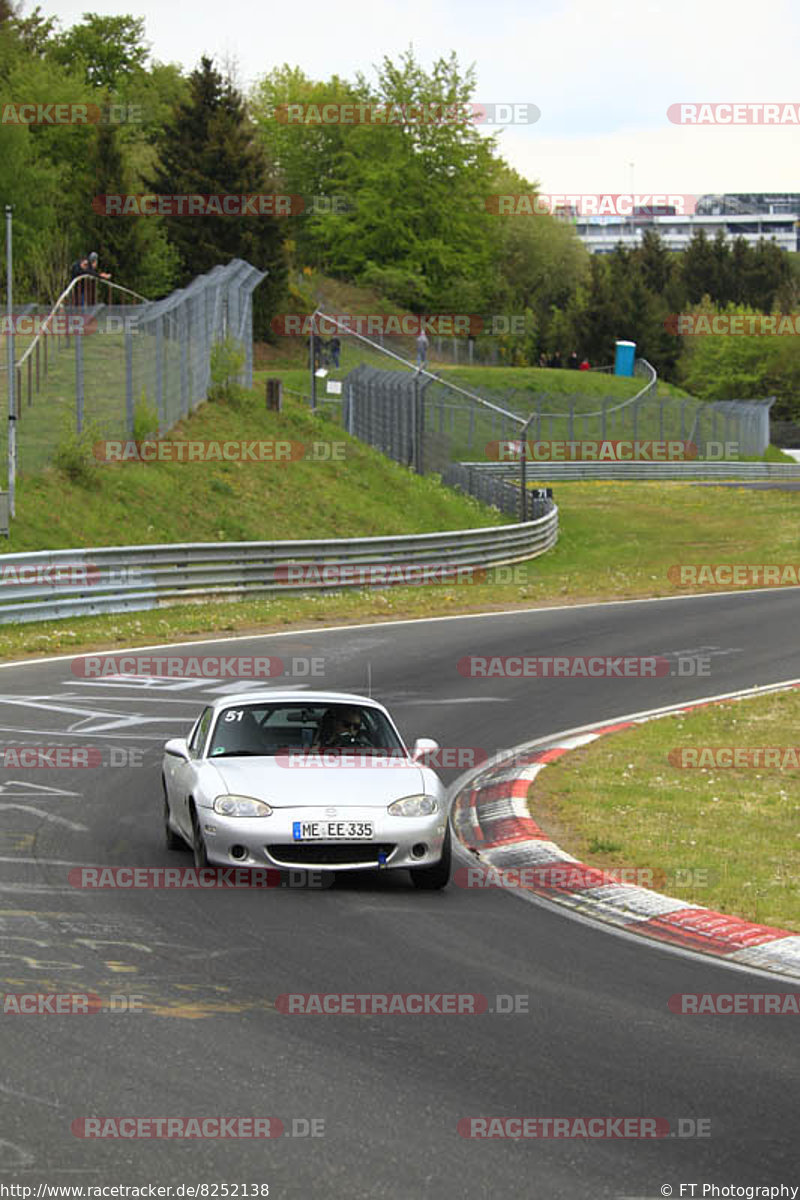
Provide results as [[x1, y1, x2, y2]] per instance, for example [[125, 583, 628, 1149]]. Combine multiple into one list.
[[0, 512, 559, 625], [463, 461, 800, 482]]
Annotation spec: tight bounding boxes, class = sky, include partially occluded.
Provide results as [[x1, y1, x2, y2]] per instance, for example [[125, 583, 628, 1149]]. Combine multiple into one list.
[[41, 0, 800, 198]]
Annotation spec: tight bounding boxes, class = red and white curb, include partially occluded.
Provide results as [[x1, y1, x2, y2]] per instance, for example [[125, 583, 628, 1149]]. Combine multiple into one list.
[[451, 680, 800, 980]]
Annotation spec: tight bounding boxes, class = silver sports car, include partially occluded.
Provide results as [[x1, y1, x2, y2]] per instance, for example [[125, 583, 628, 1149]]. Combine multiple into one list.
[[162, 690, 451, 888]]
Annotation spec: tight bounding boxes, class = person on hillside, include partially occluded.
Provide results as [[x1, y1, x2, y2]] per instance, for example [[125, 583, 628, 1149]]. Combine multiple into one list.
[[568, 350, 579, 369], [549, 349, 562, 369], [416, 330, 429, 370], [88, 251, 112, 282], [330, 336, 341, 368], [579, 357, 590, 371], [68, 254, 90, 304]]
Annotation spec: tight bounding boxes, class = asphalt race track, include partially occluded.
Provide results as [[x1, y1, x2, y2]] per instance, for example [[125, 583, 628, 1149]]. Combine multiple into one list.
[[1, 588, 799, 1199]]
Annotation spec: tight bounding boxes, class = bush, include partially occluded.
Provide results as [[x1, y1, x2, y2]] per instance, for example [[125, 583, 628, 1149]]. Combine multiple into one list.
[[208, 337, 247, 406], [53, 421, 103, 488], [133, 395, 159, 442]]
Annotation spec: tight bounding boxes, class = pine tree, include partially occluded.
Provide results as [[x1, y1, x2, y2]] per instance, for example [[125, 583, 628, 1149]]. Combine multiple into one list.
[[84, 121, 150, 292], [681, 230, 717, 303], [148, 56, 286, 326]]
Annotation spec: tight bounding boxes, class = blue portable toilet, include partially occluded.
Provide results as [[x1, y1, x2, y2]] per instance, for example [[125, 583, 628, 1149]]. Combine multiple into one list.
[[615, 340, 636, 376]]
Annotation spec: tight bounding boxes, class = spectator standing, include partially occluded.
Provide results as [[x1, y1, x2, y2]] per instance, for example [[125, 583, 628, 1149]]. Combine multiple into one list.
[[416, 331, 429, 369], [568, 350, 579, 370], [69, 254, 90, 305]]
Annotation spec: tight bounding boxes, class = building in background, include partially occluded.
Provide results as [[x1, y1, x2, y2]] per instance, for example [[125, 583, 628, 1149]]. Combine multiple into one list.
[[569, 194, 800, 254]]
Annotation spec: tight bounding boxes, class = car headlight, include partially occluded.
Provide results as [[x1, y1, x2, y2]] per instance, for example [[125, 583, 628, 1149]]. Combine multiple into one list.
[[388, 794, 438, 817], [213, 795, 272, 817]]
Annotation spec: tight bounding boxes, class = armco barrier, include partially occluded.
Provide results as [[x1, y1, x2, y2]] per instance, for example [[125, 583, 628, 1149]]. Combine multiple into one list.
[[464, 461, 800, 482], [0, 510, 558, 624]]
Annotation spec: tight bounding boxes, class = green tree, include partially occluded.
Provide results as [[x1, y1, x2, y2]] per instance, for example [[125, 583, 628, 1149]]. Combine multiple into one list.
[[49, 13, 149, 90], [149, 56, 287, 323], [84, 120, 179, 296], [252, 49, 500, 312], [682, 229, 717, 302]]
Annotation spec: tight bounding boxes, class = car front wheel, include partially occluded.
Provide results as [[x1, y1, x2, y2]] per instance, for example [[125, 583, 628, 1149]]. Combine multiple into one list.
[[410, 827, 451, 890], [191, 806, 211, 872], [163, 783, 186, 852]]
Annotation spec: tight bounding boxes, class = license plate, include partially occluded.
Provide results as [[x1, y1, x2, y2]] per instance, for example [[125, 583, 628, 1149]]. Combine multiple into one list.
[[293, 821, 374, 841]]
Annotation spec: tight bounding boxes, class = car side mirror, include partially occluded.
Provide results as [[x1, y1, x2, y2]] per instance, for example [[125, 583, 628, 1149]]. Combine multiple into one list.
[[411, 737, 439, 762], [164, 738, 190, 762]]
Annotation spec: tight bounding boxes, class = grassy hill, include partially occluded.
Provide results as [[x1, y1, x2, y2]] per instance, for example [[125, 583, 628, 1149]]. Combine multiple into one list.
[[6, 385, 504, 553]]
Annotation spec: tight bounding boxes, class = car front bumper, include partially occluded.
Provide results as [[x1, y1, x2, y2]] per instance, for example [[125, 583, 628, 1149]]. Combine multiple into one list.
[[196, 804, 448, 871]]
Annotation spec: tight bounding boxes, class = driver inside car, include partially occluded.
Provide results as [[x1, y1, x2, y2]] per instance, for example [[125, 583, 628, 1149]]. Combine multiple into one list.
[[313, 707, 374, 749]]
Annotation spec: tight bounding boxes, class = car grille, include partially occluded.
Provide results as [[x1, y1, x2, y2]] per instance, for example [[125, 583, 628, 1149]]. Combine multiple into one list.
[[266, 843, 397, 867]]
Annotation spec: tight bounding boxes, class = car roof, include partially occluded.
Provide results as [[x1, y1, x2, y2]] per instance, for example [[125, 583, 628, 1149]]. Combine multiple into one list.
[[208, 690, 389, 713]]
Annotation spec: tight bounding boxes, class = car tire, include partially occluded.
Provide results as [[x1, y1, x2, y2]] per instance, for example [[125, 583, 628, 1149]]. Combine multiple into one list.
[[163, 784, 186, 851], [191, 806, 211, 872], [410, 827, 452, 890]]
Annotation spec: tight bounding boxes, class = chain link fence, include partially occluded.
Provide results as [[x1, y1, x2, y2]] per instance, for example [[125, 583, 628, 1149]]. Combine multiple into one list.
[[1, 259, 265, 478], [310, 310, 777, 519]]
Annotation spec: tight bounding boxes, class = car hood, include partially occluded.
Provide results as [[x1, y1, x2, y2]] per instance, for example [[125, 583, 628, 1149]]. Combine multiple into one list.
[[203, 757, 431, 808]]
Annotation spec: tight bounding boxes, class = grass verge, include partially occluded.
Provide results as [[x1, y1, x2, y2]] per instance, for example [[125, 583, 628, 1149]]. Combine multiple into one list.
[[526, 687, 800, 932]]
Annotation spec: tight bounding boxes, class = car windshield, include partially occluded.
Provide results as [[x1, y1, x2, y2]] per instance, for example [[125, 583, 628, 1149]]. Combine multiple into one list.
[[206, 702, 406, 758]]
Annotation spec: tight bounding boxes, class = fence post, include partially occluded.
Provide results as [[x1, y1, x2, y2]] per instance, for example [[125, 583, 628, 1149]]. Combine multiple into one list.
[[155, 319, 164, 433], [125, 322, 134, 435], [180, 307, 189, 419], [75, 336, 84, 434]]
